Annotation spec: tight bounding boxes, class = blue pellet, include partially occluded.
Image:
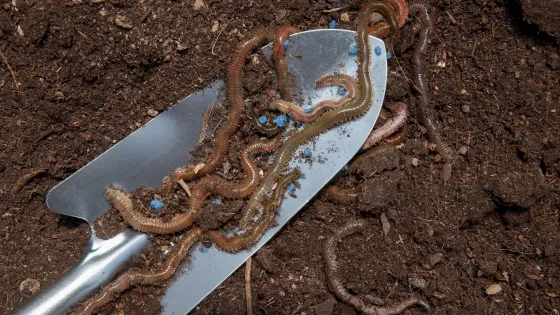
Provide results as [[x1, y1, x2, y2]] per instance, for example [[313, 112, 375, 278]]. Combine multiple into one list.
[[349, 43, 358, 55], [386, 51, 392, 59], [303, 148, 312, 157], [374, 46, 382, 56], [260, 136, 268, 140], [304, 106, 313, 113], [273, 115, 288, 127], [283, 39, 289, 47], [199, 246, 207, 253], [343, 164, 349, 171], [288, 183, 296, 192], [258, 115, 268, 124], [337, 88, 346, 95], [150, 200, 164, 211], [329, 19, 337, 29]]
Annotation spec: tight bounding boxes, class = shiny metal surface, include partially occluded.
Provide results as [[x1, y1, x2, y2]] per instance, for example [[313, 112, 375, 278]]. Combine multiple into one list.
[[161, 30, 387, 314], [10, 29, 387, 315]]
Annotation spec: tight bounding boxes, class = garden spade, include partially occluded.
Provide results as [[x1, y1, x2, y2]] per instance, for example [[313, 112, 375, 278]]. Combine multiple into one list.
[[11, 29, 387, 315]]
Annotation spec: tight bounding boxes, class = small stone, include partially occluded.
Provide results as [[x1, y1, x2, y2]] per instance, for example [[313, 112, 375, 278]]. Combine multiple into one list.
[[147, 109, 158, 117], [380, 213, 390, 236], [485, 283, 502, 295], [430, 253, 443, 267], [437, 60, 446, 68], [460, 89, 468, 95], [211, 20, 219, 33], [177, 43, 188, 52], [193, 0, 205, 10], [160, 245, 169, 252], [279, 291, 286, 297], [544, 244, 556, 257], [251, 54, 260, 66], [514, 71, 520, 79], [408, 277, 427, 289], [458, 146, 469, 156], [115, 15, 133, 29], [411, 157, 420, 167], [340, 12, 349, 22], [461, 104, 470, 113], [19, 278, 41, 294]]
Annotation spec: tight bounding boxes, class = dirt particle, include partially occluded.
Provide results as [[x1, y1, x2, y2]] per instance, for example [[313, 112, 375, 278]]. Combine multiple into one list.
[[544, 244, 556, 257], [408, 277, 427, 289], [340, 13, 349, 22], [380, 213, 390, 236], [147, 109, 158, 117], [411, 157, 420, 167], [430, 253, 443, 267], [485, 283, 502, 295], [19, 278, 41, 294], [461, 104, 470, 113], [314, 297, 336, 315], [193, 0, 205, 11], [458, 146, 469, 156], [115, 15, 133, 29]]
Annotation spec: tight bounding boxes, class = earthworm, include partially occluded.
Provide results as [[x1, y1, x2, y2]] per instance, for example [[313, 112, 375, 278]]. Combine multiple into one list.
[[323, 220, 429, 315], [75, 228, 202, 315], [273, 26, 298, 102], [324, 186, 359, 203], [368, 0, 408, 38], [248, 107, 282, 136], [109, 137, 281, 235], [11, 169, 46, 193], [409, 2, 453, 180], [207, 170, 300, 252], [161, 29, 276, 194], [269, 73, 360, 123], [360, 102, 408, 151], [364, 1, 400, 53], [238, 3, 380, 229], [384, 122, 408, 145]]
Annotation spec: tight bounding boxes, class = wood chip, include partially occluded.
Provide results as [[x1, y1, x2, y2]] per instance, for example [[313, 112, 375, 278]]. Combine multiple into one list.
[[485, 283, 502, 295], [193, 163, 205, 174]]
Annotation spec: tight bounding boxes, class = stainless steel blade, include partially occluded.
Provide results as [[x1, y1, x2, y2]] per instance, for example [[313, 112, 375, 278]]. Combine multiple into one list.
[[161, 29, 387, 314]]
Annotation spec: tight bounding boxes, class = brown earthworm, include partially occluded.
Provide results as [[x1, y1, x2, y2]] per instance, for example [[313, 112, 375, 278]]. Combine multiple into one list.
[[11, 169, 46, 193], [161, 29, 276, 194], [207, 170, 300, 252], [368, 0, 409, 38], [108, 137, 281, 234], [75, 228, 202, 315], [409, 2, 453, 180], [364, 1, 400, 53], [323, 185, 359, 203], [323, 220, 429, 315], [273, 26, 299, 103], [269, 73, 359, 123], [360, 102, 408, 151], [238, 2, 387, 229]]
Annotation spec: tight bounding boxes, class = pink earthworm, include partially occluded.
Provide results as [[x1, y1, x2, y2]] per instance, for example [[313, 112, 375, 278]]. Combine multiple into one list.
[[360, 102, 409, 152]]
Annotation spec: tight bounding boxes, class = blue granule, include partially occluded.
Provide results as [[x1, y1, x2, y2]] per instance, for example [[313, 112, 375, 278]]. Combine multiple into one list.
[[150, 200, 164, 211], [273, 115, 288, 127], [349, 43, 358, 55]]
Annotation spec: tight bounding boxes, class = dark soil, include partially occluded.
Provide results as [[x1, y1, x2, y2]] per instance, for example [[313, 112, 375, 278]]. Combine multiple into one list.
[[1, 0, 559, 315]]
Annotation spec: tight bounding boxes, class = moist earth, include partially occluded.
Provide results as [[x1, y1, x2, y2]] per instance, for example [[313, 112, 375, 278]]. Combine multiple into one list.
[[1, 0, 559, 315]]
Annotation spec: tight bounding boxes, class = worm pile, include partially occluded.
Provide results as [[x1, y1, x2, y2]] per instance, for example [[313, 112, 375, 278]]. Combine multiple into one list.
[[74, 0, 452, 313]]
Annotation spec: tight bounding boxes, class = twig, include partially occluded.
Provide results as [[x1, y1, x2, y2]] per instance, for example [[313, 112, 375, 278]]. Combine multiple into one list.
[[0, 49, 20, 90], [322, 7, 345, 13], [245, 257, 253, 315], [177, 179, 191, 197], [211, 18, 233, 56]]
